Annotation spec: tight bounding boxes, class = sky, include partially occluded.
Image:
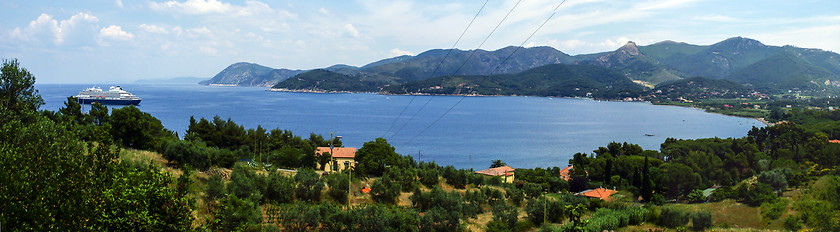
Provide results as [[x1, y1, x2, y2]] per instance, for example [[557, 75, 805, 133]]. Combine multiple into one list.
[[1, 0, 839, 84]]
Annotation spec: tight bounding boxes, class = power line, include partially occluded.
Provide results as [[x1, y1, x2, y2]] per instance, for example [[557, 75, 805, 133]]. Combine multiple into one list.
[[393, 0, 525, 145], [382, 0, 489, 138], [399, 0, 569, 147], [488, 0, 568, 76]]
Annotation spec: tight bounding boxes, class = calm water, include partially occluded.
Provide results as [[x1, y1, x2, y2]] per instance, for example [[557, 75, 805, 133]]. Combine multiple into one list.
[[37, 83, 764, 169]]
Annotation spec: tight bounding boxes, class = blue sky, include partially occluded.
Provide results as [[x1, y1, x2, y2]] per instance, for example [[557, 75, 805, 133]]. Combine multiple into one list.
[[1, 0, 838, 84]]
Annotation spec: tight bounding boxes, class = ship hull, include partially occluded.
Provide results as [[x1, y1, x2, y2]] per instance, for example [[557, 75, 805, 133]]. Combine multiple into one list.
[[78, 98, 141, 105]]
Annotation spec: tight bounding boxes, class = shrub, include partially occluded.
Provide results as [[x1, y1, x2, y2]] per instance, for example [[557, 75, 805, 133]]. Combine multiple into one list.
[[265, 171, 295, 203], [522, 182, 543, 199], [212, 195, 263, 231], [783, 216, 802, 231], [690, 210, 712, 231], [686, 189, 705, 203], [760, 198, 788, 220], [229, 163, 261, 199], [206, 174, 227, 200], [418, 168, 440, 187], [294, 168, 324, 202], [371, 174, 401, 204], [491, 202, 519, 228], [506, 187, 525, 206], [657, 206, 690, 228]]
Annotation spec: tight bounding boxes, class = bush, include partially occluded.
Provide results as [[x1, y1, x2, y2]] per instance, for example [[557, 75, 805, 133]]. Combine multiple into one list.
[[371, 174, 401, 204], [491, 202, 519, 229], [522, 182, 543, 199], [325, 172, 350, 204], [657, 206, 690, 228], [212, 195, 263, 231], [294, 168, 324, 202], [524, 197, 565, 225], [506, 187, 525, 206], [264, 171, 295, 203], [761, 198, 788, 220], [686, 189, 705, 203], [389, 167, 419, 192], [783, 216, 802, 231], [418, 168, 440, 187], [206, 174, 227, 200], [690, 210, 712, 231], [445, 169, 468, 189], [229, 163, 262, 199], [738, 182, 777, 207]]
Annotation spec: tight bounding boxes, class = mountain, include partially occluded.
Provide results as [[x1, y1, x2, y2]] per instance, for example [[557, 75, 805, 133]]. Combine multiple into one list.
[[727, 51, 839, 92], [386, 63, 644, 99], [360, 46, 577, 82], [655, 37, 782, 79], [272, 69, 400, 92], [584, 41, 682, 86], [212, 37, 840, 96], [200, 62, 305, 87], [654, 76, 751, 99]]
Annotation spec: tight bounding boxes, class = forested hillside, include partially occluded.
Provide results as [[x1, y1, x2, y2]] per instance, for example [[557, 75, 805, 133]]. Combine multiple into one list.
[[3, 59, 840, 231]]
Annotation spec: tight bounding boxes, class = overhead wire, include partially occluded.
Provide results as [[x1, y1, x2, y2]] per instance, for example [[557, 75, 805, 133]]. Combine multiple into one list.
[[389, 0, 524, 141], [398, 0, 570, 148], [382, 0, 490, 138]]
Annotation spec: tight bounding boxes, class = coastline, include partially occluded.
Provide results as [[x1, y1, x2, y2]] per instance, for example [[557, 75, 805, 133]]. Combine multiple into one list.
[[271, 87, 772, 126]]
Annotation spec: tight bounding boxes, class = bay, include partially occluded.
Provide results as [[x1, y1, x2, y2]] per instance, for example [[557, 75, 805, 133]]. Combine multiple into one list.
[[36, 83, 764, 169]]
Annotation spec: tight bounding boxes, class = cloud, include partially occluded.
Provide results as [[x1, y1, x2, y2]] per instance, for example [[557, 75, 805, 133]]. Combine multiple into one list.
[[344, 24, 359, 37], [100, 25, 134, 40], [116, 0, 123, 8], [149, 0, 232, 14], [389, 48, 414, 56], [10, 12, 99, 45], [139, 24, 168, 33]]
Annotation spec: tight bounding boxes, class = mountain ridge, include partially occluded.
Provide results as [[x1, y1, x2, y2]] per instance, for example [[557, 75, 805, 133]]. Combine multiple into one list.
[[205, 37, 840, 95]]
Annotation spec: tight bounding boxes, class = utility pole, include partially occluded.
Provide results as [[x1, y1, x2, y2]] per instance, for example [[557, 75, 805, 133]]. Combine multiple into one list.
[[418, 150, 421, 163], [329, 132, 335, 172], [469, 155, 472, 171]]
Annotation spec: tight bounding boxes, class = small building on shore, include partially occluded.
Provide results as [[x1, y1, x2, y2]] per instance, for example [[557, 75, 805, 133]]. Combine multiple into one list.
[[315, 147, 357, 172], [475, 166, 516, 183]]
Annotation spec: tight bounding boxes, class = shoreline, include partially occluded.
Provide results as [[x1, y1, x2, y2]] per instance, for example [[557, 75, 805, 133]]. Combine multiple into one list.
[[268, 87, 772, 126]]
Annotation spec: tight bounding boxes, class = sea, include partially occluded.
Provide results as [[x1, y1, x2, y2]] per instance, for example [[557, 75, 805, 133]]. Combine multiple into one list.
[[36, 83, 765, 169]]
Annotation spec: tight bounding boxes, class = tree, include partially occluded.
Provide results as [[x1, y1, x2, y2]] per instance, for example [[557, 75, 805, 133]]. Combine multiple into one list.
[[294, 168, 324, 202], [0, 59, 43, 117], [110, 105, 171, 149], [89, 102, 109, 125], [212, 195, 263, 231], [325, 172, 350, 204], [371, 174, 401, 204], [229, 163, 261, 199], [355, 138, 401, 176], [58, 96, 91, 125], [490, 159, 507, 168], [264, 171, 295, 203], [0, 115, 192, 231]]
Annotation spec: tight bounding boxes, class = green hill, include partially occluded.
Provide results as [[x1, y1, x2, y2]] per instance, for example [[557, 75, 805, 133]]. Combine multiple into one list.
[[272, 69, 400, 92], [388, 63, 644, 99], [727, 51, 838, 93], [654, 76, 751, 99]]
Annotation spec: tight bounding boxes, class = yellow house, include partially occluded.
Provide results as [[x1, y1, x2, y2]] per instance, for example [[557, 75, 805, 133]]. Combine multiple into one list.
[[475, 166, 515, 183], [315, 147, 357, 172]]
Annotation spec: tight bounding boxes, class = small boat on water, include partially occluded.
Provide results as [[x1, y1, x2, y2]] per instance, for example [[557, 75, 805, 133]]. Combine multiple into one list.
[[644, 134, 655, 137], [74, 86, 141, 105]]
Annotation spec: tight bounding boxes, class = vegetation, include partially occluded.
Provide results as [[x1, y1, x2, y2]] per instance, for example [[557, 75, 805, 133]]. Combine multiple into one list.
[[3, 59, 840, 231]]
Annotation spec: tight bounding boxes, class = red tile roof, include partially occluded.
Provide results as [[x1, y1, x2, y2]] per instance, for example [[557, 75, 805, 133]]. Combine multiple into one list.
[[475, 166, 515, 176], [829, 140, 840, 144], [577, 188, 618, 201], [315, 147, 357, 158], [559, 166, 573, 181]]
